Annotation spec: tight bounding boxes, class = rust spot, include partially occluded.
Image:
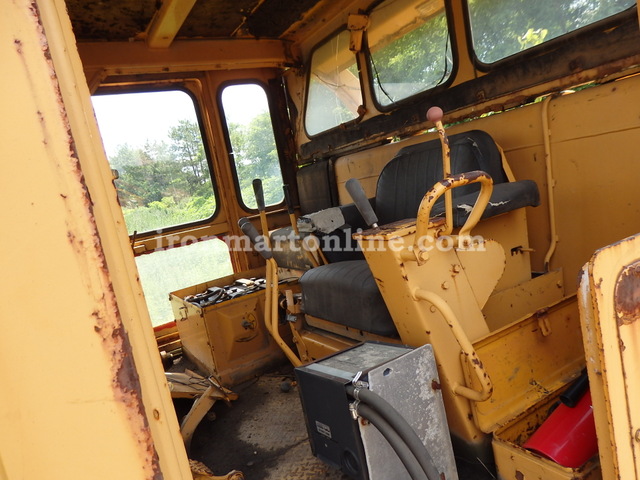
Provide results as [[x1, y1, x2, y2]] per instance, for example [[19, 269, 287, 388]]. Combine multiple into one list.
[[615, 261, 640, 325], [94, 308, 163, 480], [431, 379, 441, 390], [17, 1, 164, 471], [515, 470, 525, 480]]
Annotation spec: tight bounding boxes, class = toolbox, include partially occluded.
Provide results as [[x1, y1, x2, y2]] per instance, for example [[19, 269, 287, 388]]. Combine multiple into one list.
[[492, 389, 600, 480], [468, 296, 601, 479], [170, 267, 298, 386]]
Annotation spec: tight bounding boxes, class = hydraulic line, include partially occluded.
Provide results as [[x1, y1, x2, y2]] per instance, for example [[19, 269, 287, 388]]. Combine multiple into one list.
[[355, 403, 430, 480], [346, 385, 440, 480]]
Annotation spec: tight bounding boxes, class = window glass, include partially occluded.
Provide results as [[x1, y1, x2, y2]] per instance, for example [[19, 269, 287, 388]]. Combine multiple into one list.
[[368, 0, 452, 107], [468, 0, 635, 64], [92, 90, 216, 235], [221, 84, 285, 209], [136, 239, 233, 326], [305, 29, 363, 135]]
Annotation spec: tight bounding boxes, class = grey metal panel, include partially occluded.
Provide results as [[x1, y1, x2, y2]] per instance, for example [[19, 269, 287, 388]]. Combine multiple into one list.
[[360, 344, 458, 480]]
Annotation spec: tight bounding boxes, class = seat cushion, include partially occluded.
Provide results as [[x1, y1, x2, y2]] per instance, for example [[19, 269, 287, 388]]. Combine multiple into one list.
[[299, 260, 397, 336]]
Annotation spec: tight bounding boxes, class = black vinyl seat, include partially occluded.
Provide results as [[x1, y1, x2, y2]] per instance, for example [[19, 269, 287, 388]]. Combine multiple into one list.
[[300, 260, 397, 336], [300, 130, 540, 336]]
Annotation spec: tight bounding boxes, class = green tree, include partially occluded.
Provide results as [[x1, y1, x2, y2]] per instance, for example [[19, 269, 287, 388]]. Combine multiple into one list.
[[168, 120, 211, 197], [369, 12, 451, 105], [228, 111, 284, 208], [467, 0, 634, 63], [107, 120, 216, 234]]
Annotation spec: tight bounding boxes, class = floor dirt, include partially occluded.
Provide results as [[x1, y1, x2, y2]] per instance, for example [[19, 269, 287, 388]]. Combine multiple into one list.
[[173, 359, 496, 480]]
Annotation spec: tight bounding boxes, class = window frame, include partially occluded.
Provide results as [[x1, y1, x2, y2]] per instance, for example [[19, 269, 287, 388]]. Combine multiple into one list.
[[93, 83, 221, 238], [217, 79, 288, 213], [463, 0, 638, 71], [364, 0, 457, 112], [303, 25, 366, 138]]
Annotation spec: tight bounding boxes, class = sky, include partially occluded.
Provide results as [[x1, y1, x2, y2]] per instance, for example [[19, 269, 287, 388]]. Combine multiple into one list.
[[91, 85, 269, 158]]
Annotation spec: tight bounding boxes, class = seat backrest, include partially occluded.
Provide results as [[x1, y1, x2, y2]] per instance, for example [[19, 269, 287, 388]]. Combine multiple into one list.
[[375, 130, 507, 225]]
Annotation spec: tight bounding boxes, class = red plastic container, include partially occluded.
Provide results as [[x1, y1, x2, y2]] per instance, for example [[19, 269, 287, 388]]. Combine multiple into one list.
[[523, 390, 598, 468]]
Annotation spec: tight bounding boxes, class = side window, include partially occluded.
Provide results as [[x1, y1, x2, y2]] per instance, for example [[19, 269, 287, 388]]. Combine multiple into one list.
[[221, 83, 285, 209], [134, 239, 233, 326], [367, 0, 452, 107], [92, 89, 217, 234], [305, 29, 363, 136], [93, 89, 233, 327], [467, 0, 635, 64]]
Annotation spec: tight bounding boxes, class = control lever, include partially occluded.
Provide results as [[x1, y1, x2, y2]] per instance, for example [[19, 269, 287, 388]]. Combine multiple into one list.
[[346, 178, 379, 228], [283, 184, 299, 235], [427, 106, 453, 235], [252, 178, 271, 250], [283, 184, 323, 266], [238, 217, 272, 260]]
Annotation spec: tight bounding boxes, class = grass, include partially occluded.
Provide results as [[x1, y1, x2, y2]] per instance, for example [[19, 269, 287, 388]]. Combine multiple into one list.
[[135, 238, 233, 326]]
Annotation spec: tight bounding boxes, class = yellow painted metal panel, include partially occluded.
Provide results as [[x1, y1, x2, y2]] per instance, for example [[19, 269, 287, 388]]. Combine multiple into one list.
[[146, 0, 198, 49], [78, 39, 293, 75], [483, 269, 565, 331], [579, 232, 640, 480], [3, 0, 195, 477], [171, 267, 299, 386], [0, 1, 189, 477], [469, 297, 585, 434]]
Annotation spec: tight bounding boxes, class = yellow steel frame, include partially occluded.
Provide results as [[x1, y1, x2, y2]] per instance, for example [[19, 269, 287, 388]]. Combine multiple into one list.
[[1, 0, 192, 478], [579, 233, 640, 479]]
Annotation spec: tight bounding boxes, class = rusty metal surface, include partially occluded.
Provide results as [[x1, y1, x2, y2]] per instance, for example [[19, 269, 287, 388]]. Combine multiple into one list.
[[1, 0, 188, 477], [614, 261, 640, 325], [579, 233, 640, 479], [65, 0, 327, 41], [65, 0, 157, 40]]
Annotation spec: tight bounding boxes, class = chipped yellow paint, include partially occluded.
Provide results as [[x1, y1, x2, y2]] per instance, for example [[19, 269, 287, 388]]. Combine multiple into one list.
[[579, 233, 640, 480], [0, 0, 192, 478]]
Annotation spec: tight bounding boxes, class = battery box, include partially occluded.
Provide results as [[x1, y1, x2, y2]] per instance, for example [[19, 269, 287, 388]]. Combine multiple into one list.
[[170, 267, 297, 386], [295, 342, 457, 480]]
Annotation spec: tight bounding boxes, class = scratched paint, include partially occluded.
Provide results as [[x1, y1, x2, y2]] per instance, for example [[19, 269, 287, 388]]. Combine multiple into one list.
[[24, 2, 163, 478]]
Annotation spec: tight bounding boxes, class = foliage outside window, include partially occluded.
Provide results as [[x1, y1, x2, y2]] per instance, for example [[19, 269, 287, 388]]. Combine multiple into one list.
[[93, 89, 231, 327], [468, 0, 635, 64], [305, 29, 363, 135], [92, 90, 216, 235], [368, 0, 452, 107], [221, 83, 285, 209]]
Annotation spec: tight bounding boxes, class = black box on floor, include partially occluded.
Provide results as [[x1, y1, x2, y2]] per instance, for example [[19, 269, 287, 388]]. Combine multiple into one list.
[[294, 342, 413, 479]]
